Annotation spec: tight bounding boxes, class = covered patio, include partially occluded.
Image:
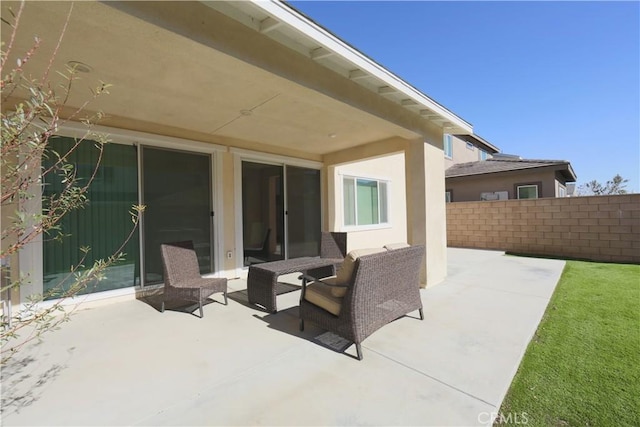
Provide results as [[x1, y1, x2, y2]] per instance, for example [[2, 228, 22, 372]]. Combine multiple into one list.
[[2, 0, 475, 310], [1, 249, 565, 426]]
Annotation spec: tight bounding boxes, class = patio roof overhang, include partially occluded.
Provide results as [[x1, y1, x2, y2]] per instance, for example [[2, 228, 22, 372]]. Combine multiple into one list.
[[1, 0, 472, 160]]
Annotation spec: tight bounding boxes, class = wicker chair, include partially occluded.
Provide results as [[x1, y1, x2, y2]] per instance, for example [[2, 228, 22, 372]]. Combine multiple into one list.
[[320, 231, 347, 259], [160, 241, 228, 318], [306, 231, 347, 279], [300, 245, 425, 360], [244, 227, 271, 265]]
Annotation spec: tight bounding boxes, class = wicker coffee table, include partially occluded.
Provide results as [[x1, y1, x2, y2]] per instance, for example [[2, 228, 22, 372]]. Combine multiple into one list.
[[247, 257, 342, 313]]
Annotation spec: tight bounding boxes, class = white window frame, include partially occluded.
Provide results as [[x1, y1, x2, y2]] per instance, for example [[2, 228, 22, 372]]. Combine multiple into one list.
[[444, 134, 453, 159], [558, 184, 566, 197], [445, 191, 452, 203], [466, 141, 475, 150], [479, 150, 488, 161], [517, 184, 539, 199], [341, 174, 391, 231]]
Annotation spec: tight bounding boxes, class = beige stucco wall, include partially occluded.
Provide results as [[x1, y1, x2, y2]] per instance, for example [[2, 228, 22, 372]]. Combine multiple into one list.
[[328, 153, 408, 251], [444, 135, 481, 169], [446, 168, 567, 202], [0, 176, 21, 305], [220, 151, 238, 275], [1, 151, 43, 303], [324, 129, 448, 287], [407, 139, 448, 286]]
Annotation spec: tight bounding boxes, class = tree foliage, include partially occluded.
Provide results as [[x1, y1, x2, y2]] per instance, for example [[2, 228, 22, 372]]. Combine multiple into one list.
[[577, 174, 629, 196], [1, 1, 143, 364]]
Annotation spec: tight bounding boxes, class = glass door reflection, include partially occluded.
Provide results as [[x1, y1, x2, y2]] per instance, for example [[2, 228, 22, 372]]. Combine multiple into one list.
[[142, 147, 212, 284]]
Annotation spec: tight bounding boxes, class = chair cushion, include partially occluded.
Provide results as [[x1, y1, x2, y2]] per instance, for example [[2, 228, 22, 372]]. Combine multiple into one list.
[[333, 247, 387, 297], [305, 280, 344, 316], [322, 276, 346, 298], [384, 242, 410, 251]]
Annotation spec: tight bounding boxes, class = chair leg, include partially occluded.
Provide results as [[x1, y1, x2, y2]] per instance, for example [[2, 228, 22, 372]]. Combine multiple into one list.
[[199, 301, 204, 318], [419, 308, 424, 320], [355, 343, 363, 361], [223, 291, 228, 306], [299, 318, 305, 331], [161, 300, 165, 313]]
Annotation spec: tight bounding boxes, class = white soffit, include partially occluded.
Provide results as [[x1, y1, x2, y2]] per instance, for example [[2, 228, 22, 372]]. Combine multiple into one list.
[[202, 0, 473, 135]]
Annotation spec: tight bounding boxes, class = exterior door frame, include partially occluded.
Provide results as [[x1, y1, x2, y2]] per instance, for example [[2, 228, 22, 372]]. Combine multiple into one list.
[[41, 122, 226, 296], [138, 145, 216, 287]]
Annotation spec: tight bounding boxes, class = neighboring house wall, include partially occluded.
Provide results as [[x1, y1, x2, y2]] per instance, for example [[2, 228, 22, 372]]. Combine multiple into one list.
[[554, 171, 568, 197], [446, 168, 568, 202], [446, 194, 640, 263], [444, 135, 484, 169]]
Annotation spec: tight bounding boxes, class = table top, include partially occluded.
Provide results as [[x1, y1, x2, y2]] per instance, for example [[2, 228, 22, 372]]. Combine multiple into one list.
[[248, 257, 340, 274]]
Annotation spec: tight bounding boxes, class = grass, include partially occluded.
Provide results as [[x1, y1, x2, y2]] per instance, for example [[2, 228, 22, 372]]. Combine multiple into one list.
[[497, 260, 640, 426]]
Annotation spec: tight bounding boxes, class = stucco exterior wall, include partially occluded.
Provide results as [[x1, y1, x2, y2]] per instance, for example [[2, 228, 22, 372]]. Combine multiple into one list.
[[324, 131, 448, 288], [0, 159, 21, 305], [444, 135, 483, 170], [329, 153, 408, 251], [446, 168, 566, 202], [406, 135, 448, 287], [423, 141, 448, 284], [220, 151, 237, 275], [447, 194, 640, 263]]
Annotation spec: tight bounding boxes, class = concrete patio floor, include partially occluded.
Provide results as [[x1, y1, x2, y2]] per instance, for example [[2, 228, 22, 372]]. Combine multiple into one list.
[[1, 248, 565, 426]]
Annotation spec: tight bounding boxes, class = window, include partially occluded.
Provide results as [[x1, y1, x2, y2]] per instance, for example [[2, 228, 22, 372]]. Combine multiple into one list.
[[466, 142, 475, 150], [558, 185, 566, 197], [481, 191, 508, 201], [517, 185, 539, 199], [444, 134, 453, 158], [343, 176, 389, 227], [479, 150, 488, 161], [445, 191, 452, 203]]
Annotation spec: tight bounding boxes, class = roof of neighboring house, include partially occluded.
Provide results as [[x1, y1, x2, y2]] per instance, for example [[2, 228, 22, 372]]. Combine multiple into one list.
[[445, 158, 577, 182], [452, 134, 500, 154]]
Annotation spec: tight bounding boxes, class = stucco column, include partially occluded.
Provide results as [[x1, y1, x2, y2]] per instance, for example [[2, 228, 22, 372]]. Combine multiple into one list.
[[405, 139, 447, 287]]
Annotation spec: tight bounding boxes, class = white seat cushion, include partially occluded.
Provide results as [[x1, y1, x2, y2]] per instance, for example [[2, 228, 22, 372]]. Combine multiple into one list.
[[333, 247, 387, 297], [305, 280, 344, 316]]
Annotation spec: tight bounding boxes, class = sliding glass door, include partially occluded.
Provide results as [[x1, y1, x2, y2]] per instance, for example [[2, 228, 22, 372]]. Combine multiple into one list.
[[141, 147, 213, 284], [241, 162, 285, 266], [286, 166, 321, 258], [42, 137, 139, 299], [241, 161, 320, 266]]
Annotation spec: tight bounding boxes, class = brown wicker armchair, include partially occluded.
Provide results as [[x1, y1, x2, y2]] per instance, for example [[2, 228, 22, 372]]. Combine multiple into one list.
[[320, 231, 347, 259], [300, 245, 425, 360], [305, 231, 347, 279], [160, 241, 228, 318]]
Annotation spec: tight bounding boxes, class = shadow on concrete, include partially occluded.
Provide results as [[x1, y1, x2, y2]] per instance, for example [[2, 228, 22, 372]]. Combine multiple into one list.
[[135, 289, 224, 318], [226, 282, 301, 313], [0, 349, 67, 416], [252, 306, 361, 360]]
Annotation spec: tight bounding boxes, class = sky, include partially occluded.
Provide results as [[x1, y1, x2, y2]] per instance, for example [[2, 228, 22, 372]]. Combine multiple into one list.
[[289, 1, 640, 193]]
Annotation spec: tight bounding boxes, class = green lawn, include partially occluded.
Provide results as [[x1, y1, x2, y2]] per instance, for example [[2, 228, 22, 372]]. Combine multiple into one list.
[[497, 260, 640, 426]]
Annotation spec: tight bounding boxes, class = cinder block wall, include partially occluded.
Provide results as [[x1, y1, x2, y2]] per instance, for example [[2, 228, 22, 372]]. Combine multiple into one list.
[[446, 194, 640, 263]]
